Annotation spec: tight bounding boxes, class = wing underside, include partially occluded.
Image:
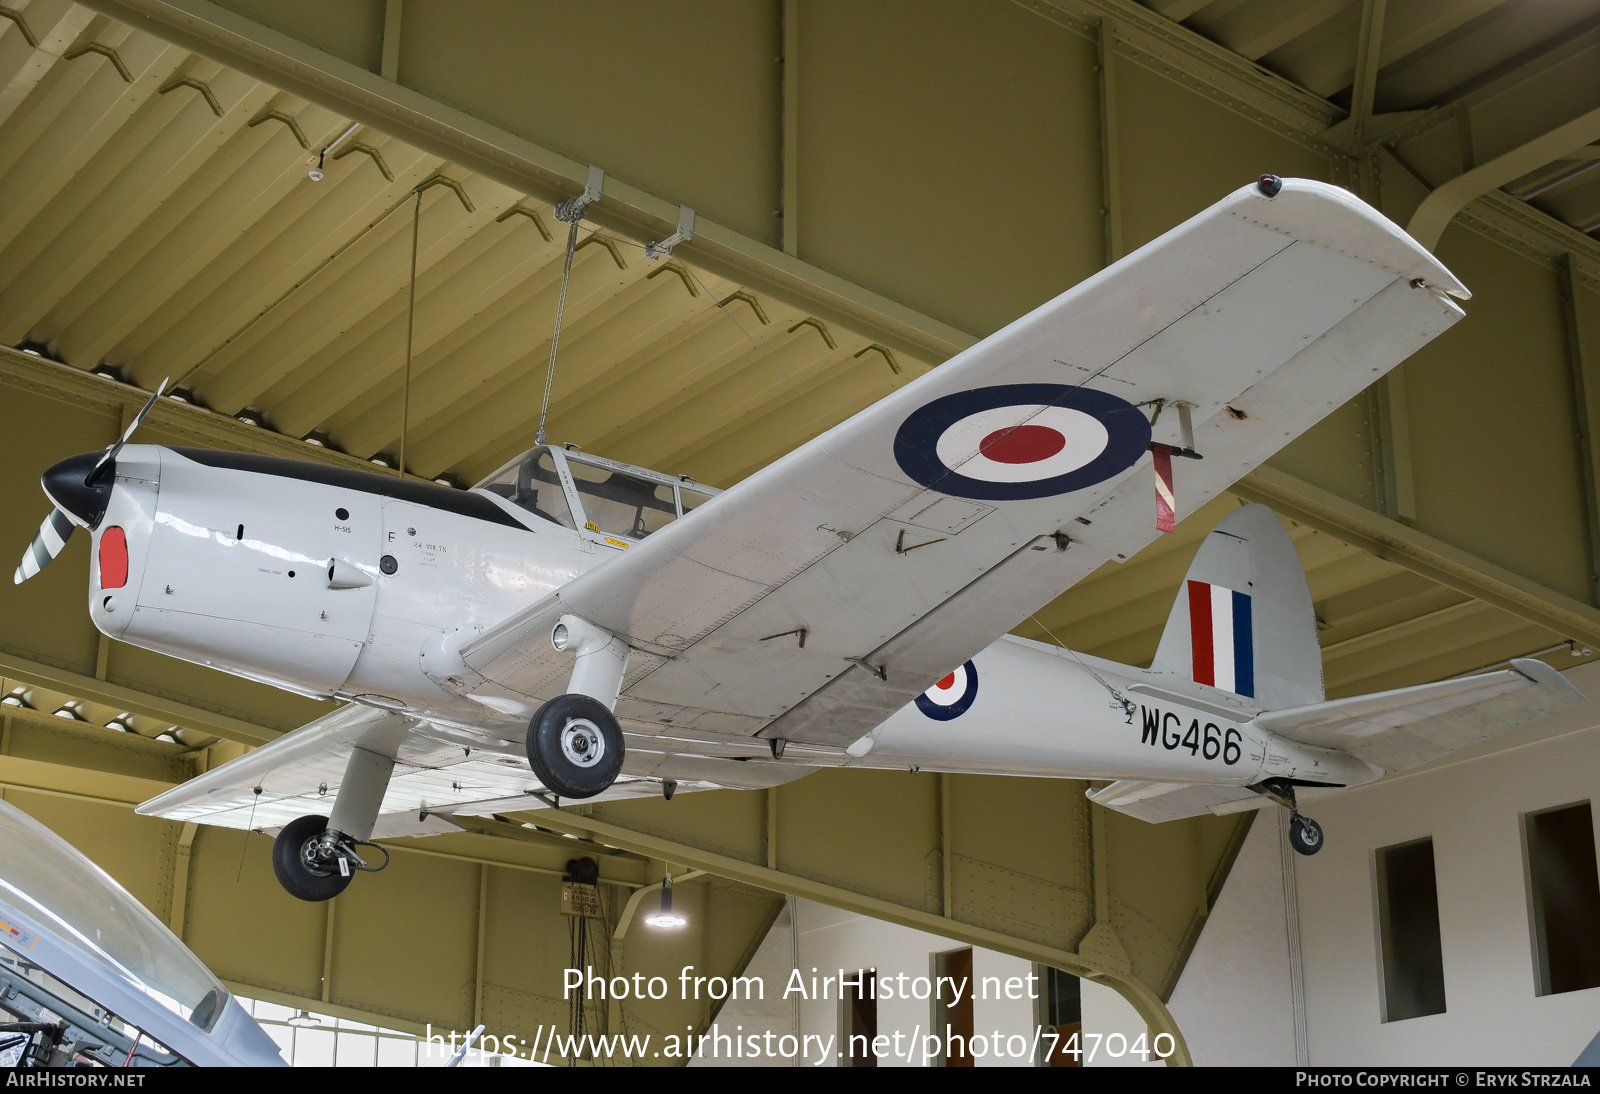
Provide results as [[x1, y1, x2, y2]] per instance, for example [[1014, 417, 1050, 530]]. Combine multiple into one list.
[[136, 703, 813, 834]]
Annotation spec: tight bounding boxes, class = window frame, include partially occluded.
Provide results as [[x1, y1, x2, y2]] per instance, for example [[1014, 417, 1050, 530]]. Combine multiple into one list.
[[1371, 835, 1448, 1023], [1520, 798, 1600, 998], [555, 449, 718, 550], [473, 446, 722, 548]]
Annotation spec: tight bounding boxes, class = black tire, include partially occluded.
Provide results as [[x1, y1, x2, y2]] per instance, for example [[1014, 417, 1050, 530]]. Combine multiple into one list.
[[527, 694, 625, 798], [1288, 814, 1324, 856], [272, 815, 354, 902]]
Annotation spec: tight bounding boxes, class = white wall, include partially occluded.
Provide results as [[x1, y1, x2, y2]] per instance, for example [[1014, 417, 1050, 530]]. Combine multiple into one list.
[[690, 901, 800, 1067], [1292, 661, 1600, 1065], [693, 897, 1122, 1066], [701, 664, 1600, 1068], [1165, 813, 1298, 1065]]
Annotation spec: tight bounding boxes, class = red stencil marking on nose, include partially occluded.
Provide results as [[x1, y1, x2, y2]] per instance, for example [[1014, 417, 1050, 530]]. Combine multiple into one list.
[[935, 673, 956, 691], [99, 526, 128, 589], [980, 424, 1066, 464]]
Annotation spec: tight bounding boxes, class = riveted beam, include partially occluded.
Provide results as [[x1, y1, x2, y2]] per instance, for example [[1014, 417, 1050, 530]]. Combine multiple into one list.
[[0, 751, 175, 806], [1409, 106, 1600, 252], [0, 651, 284, 747], [1233, 467, 1600, 648]]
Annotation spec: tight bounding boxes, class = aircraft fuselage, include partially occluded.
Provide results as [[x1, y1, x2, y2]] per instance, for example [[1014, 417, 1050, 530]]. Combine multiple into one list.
[[75, 444, 1374, 795]]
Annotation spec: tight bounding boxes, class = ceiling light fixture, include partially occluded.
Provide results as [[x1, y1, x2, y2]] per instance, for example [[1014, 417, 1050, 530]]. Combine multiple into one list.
[[287, 1010, 321, 1028], [643, 876, 687, 930], [52, 705, 84, 721]]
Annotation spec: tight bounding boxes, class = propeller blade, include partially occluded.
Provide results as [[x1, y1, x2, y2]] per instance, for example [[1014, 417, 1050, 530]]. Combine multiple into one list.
[[14, 507, 75, 584], [87, 377, 168, 487]]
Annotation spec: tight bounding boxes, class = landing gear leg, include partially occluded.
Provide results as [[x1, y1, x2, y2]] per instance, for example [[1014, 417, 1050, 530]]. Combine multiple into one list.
[[1249, 778, 1325, 857], [272, 747, 395, 901], [531, 616, 629, 798]]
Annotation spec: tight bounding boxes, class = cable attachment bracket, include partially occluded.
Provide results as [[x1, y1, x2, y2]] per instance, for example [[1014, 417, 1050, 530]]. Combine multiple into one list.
[[554, 165, 605, 224], [645, 205, 696, 260]]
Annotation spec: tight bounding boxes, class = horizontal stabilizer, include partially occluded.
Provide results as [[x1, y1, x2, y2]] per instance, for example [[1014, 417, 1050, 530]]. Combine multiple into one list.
[[1087, 779, 1262, 824], [1257, 658, 1585, 773]]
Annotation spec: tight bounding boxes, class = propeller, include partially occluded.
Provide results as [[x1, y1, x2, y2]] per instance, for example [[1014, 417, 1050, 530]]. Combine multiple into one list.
[[89, 377, 167, 487], [14, 378, 167, 585], [14, 507, 75, 584]]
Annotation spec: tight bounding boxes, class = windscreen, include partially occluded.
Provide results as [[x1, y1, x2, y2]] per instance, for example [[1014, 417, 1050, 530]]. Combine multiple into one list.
[[0, 800, 227, 1032], [475, 448, 575, 529]]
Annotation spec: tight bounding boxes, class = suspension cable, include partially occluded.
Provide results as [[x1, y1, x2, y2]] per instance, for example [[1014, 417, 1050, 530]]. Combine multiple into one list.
[[536, 192, 593, 445]]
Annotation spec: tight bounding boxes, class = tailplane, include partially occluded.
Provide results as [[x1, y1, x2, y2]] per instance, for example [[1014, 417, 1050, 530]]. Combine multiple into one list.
[[1151, 503, 1323, 710]]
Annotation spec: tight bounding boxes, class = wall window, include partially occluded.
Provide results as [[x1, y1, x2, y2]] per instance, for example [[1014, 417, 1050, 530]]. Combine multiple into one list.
[[932, 948, 973, 1067], [1035, 965, 1081, 1067], [1375, 838, 1447, 1021], [1525, 801, 1600, 996], [239, 997, 531, 1066], [841, 969, 877, 1067]]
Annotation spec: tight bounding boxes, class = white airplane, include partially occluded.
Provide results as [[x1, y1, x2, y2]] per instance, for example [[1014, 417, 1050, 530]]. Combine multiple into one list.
[[14, 177, 1584, 903]]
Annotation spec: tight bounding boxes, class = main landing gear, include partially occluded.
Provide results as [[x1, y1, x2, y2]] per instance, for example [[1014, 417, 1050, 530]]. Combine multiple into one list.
[[1250, 778, 1325, 857], [528, 615, 630, 799], [526, 693, 624, 798], [273, 747, 395, 901]]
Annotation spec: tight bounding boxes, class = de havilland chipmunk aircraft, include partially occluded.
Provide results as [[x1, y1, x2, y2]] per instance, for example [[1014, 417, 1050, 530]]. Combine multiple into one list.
[[13, 176, 1585, 902]]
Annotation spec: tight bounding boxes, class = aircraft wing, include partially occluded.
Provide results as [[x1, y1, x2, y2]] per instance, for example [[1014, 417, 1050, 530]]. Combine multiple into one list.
[[461, 177, 1467, 747], [1256, 657, 1585, 773], [136, 702, 810, 834]]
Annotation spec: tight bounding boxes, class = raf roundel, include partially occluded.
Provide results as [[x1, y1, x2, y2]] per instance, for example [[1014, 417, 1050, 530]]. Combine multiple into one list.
[[893, 383, 1152, 502], [915, 661, 979, 720]]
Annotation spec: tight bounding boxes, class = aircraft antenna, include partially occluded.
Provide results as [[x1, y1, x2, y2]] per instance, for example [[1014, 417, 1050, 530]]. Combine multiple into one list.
[[1028, 614, 1137, 718]]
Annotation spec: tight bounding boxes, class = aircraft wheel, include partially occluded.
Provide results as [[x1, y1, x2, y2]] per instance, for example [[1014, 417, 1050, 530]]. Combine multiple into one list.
[[1288, 813, 1324, 857], [527, 694, 624, 799], [272, 814, 354, 902]]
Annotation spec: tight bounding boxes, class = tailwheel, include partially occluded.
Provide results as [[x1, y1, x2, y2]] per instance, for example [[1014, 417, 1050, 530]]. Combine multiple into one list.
[[526, 693, 625, 799], [272, 815, 355, 902], [1288, 813, 1324, 856]]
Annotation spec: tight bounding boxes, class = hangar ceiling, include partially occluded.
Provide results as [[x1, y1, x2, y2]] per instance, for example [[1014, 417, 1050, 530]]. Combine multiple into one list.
[[1, 0, 1600, 1065]]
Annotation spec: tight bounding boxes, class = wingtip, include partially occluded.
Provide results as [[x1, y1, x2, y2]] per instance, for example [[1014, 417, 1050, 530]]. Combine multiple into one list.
[[1510, 657, 1587, 705], [1238, 177, 1472, 305]]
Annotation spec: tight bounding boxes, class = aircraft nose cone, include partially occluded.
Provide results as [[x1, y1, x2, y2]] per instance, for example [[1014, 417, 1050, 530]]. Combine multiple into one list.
[[42, 452, 114, 529]]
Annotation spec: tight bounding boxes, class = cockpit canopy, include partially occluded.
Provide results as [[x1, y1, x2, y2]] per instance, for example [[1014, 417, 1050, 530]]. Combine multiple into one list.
[[473, 446, 717, 542]]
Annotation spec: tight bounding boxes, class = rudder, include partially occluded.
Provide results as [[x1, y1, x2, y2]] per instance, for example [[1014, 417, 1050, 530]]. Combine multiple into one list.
[[1151, 504, 1323, 709]]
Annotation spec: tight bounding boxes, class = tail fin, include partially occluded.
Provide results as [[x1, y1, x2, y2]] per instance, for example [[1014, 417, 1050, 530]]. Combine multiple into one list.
[[1151, 504, 1323, 709]]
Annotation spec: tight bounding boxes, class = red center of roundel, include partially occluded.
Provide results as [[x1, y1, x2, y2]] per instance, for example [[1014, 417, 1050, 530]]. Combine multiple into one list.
[[935, 673, 956, 691], [980, 425, 1067, 464]]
